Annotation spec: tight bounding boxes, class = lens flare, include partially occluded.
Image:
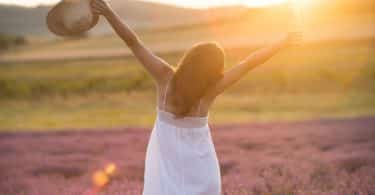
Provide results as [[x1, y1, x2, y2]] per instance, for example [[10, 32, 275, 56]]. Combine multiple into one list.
[[91, 163, 117, 191], [244, 0, 288, 7], [93, 170, 109, 188], [104, 163, 117, 176]]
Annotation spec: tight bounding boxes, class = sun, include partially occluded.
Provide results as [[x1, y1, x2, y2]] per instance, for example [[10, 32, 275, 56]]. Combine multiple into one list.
[[244, 0, 313, 8], [243, 0, 288, 7]]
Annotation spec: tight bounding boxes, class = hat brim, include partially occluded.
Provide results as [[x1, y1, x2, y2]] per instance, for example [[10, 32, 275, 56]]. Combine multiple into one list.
[[47, 1, 99, 36]]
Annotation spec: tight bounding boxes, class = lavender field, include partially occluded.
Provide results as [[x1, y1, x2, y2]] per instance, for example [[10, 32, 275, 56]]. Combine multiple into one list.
[[1, 117, 374, 195], [1, 0, 375, 194]]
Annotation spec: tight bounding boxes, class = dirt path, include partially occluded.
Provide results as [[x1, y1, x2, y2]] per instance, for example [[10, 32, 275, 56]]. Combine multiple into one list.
[[0, 117, 374, 194]]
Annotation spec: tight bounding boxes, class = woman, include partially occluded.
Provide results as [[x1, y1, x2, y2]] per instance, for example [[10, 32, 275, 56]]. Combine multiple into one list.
[[91, 0, 300, 194]]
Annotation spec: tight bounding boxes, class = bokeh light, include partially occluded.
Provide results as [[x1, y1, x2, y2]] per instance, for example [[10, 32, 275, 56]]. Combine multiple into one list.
[[93, 170, 109, 188], [91, 163, 117, 192], [104, 163, 117, 177]]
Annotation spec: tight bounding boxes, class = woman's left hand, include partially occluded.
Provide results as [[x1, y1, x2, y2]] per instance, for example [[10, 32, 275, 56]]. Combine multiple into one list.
[[90, 0, 113, 17]]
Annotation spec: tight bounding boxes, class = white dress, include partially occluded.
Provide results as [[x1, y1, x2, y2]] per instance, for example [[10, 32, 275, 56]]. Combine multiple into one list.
[[142, 81, 221, 195]]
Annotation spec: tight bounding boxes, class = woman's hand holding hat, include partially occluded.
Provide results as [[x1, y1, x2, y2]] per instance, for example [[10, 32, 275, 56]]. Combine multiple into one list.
[[47, 0, 99, 36], [91, 0, 113, 17]]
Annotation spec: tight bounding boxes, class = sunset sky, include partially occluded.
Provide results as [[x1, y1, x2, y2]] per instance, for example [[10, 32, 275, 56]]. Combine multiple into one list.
[[0, 0, 288, 8]]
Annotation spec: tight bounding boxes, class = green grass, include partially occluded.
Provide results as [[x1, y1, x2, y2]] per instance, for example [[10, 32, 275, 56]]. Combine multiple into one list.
[[1, 92, 374, 131], [2, 41, 374, 98], [0, 41, 375, 131]]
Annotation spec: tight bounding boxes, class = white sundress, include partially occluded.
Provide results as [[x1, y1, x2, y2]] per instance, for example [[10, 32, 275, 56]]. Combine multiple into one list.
[[142, 81, 221, 195]]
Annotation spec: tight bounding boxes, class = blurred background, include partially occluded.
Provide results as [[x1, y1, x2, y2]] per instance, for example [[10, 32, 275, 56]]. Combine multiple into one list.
[[1, 1, 375, 195], [1, 0, 374, 130]]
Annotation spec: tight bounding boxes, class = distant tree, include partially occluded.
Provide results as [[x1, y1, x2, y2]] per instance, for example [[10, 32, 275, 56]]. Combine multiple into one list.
[[0, 34, 27, 50], [14, 36, 27, 45]]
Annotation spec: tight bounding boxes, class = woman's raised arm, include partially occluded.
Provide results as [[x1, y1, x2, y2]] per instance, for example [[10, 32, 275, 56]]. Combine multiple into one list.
[[91, 0, 174, 85], [205, 32, 301, 100]]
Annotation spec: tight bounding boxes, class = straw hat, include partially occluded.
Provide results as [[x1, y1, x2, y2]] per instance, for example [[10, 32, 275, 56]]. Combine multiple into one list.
[[47, 0, 99, 36]]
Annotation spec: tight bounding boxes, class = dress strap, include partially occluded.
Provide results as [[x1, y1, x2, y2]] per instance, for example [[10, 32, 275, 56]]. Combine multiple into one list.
[[196, 99, 202, 115], [163, 77, 172, 110]]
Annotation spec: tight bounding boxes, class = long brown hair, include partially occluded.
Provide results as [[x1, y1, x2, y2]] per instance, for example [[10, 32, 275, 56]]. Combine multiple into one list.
[[169, 42, 225, 118]]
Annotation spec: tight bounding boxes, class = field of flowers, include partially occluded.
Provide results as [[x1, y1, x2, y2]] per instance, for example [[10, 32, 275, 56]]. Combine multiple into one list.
[[1, 2, 374, 194], [1, 117, 374, 195]]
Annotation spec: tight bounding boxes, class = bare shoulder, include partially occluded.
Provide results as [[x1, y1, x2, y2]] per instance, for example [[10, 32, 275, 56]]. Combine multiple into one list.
[[156, 69, 174, 93]]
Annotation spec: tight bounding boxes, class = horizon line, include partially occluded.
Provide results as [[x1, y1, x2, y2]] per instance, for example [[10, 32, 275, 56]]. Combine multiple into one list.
[[0, 0, 287, 9]]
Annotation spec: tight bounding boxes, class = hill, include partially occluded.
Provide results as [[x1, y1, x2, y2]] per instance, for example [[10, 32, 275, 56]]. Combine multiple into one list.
[[0, 0, 374, 37], [0, 0, 246, 36]]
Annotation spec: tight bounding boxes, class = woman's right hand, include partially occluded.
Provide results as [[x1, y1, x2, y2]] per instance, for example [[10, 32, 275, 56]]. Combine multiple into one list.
[[90, 0, 113, 17]]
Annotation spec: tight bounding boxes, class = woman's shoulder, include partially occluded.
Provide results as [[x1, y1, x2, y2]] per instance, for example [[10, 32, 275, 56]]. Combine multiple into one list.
[[157, 69, 174, 89]]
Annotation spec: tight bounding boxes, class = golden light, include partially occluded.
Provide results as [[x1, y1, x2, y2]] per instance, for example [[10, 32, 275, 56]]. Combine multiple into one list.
[[86, 163, 118, 195], [91, 163, 117, 188], [93, 170, 109, 188], [243, 0, 288, 7], [144, 0, 296, 9], [104, 163, 117, 177], [289, 0, 311, 33], [2, 0, 315, 8]]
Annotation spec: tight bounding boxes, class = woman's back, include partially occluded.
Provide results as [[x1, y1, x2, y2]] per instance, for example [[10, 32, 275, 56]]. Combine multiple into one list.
[[143, 76, 221, 195]]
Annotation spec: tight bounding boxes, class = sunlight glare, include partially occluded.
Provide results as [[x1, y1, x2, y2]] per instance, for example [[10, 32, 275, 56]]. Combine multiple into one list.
[[0, 0, 305, 8], [93, 170, 109, 188], [243, 0, 288, 7], [104, 163, 117, 176]]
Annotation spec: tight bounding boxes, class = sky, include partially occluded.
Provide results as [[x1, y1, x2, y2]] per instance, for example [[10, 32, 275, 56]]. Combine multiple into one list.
[[0, 0, 288, 8]]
